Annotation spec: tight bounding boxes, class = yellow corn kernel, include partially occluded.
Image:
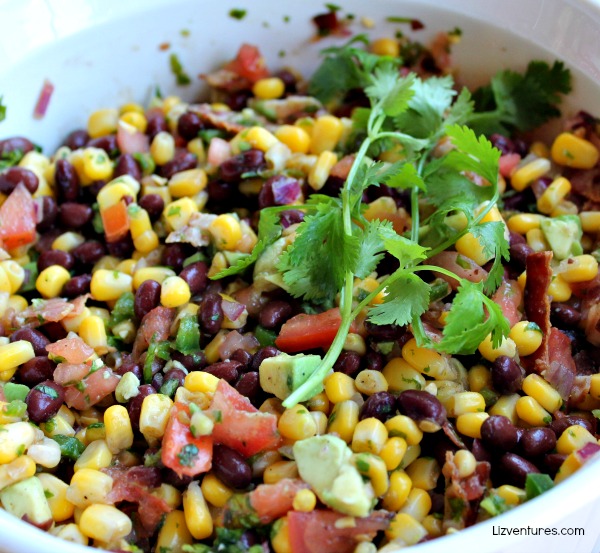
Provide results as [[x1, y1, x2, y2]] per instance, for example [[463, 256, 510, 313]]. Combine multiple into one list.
[[120, 111, 147, 133], [132, 266, 175, 289], [447, 392, 486, 417], [293, 488, 317, 512], [496, 484, 526, 506], [93, 256, 120, 273], [548, 274, 572, 302], [271, 516, 292, 553], [580, 211, 600, 233], [185, 371, 219, 394], [275, 125, 311, 154], [0, 456, 36, 489], [327, 400, 359, 443], [402, 338, 453, 379], [556, 425, 597, 455], [399, 487, 432, 522], [203, 330, 228, 364], [37, 473, 74, 522], [478, 333, 517, 362], [371, 37, 400, 57], [252, 77, 285, 100], [163, 198, 198, 232], [263, 460, 299, 484], [50, 523, 89, 545], [104, 405, 134, 454], [36, 265, 71, 298], [40, 413, 75, 438], [79, 315, 109, 355], [66, 468, 113, 508], [554, 452, 582, 484], [127, 205, 151, 240], [456, 412, 489, 439], [455, 231, 492, 266], [590, 374, 600, 399], [351, 417, 389, 454], [150, 131, 176, 165], [405, 457, 440, 491], [529, 140, 550, 158], [402, 444, 422, 468], [354, 369, 388, 395], [454, 449, 477, 478], [155, 509, 193, 552], [152, 484, 182, 510], [558, 254, 599, 283], [183, 481, 213, 540], [383, 358, 426, 393], [187, 137, 206, 162], [0, 267, 11, 294], [310, 411, 328, 435], [119, 102, 144, 115], [309, 115, 344, 155], [308, 150, 337, 190], [139, 394, 174, 442], [85, 423, 106, 443], [507, 213, 546, 235], [161, 275, 191, 308], [0, 341, 35, 383], [526, 228, 549, 252], [207, 214, 242, 251], [537, 177, 572, 214], [551, 132, 599, 169], [74, 439, 113, 472], [380, 437, 408, 471], [134, 229, 160, 254], [509, 321, 543, 357], [489, 394, 521, 424], [304, 393, 329, 415], [551, 200, 579, 217], [0, 261, 24, 293], [168, 168, 207, 198], [386, 512, 427, 544], [90, 270, 133, 301], [510, 158, 551, 191], [382, 469, 412, 511], [201, 473, 233, 508], [87, 108, 118, 138], [278, 405, 318, 441], [79, 503, 132, 542], [61, 306, 90, 334], [324, 372, 356, 404], [385, 415, 423, 446], [82, 147, 113, 181], [236, 126, 278, 153], [353, 452, 389, 497], [343, 333, 367, 355], [515, 396, 552, 426], [468, 364, 492, 393], [522, 373, 563, 412]]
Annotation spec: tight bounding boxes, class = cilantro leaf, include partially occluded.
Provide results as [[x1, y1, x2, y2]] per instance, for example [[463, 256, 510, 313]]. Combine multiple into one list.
[[382, 161, 426, 191], [353, 219, 391, 279], [365, 69, 415, 116], [368, 273, 430, 326], [0, 96, 5, 123], [379, 226, 428, 269], [469, 221, 510, 293]]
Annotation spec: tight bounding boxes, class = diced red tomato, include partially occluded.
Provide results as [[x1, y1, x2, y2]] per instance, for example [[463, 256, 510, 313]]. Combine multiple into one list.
[[491, 279, 523, 328], [275, 308, 357, 353], [116, 121, 149, 154], [209, 380, 281, 457], [64, 367, 120, 410], [161, 402, 212, 478], [250, 479, 309, 524], [498, 153, 521, 177], [224, 44, 269, 82], [101, 199, 130, 242], [0, 183, 36, 249], [288, 510, 391, 553], [46, 335, 94, 364]]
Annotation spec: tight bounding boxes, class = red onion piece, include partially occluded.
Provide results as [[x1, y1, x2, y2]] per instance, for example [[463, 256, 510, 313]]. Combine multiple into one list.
[[221, 297, 245, 321], [33, 79, 54, 119], [272, 176, 301, 205]]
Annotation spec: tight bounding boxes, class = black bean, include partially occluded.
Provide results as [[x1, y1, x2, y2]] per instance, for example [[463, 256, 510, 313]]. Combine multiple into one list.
[[471, 438, 492, 463], [151, 372, 164, 391], [54, 159, 80, 201], [363, 350, 385, 372], [251, 346, 279, 371], [212, 444, 252, 489], [396, 390, 447, 432], [106, 235, 134, 258], [481, 415, 519, 452], [128, 385, 156, 430], [203, 361, 242, 383], [114, 358, 143, 381], [199, 293, 223, 335], [509, 241, 534, 269], [162, 468, 193, 490], [542, 453, 567, 478], [257, 179, 275, 209], [219, 149, 265, 183], [113, 153, 142, 181], [170, 351, 207, 372], [159, 151, 197, 179], [550, 415, 595, 438], [134, 280, 162, 320], [17, 356, 55, 386], [37, 249, 74, 272], [138, 194, 164, 221], [230, 349, 253, 370], [180, 261, 208, 296], [163, 368, 186, 387], [162, 243, 189, 272], [491, 356, 525, 394], [235, 371, 260, 401], [550, 303, 582, 328], [59, 202, 93, 229], [364, 321, 405, 341], [258, 300, 293, 329], [63, 274, 92, 298], [279, 209, 304, 228], [11, 328, 51, 356], [274, 69, 297, 92], [359, 392, 397, 422], [87, 135, 118, 156], [0, 137, 34, 157], [62, 129, 89, 150], [36, 196, 58, 231], [520, 427, 557, 458], [333, 351, 362, 377], [226, 90, 252, 111], [207, 179, 236, 202], [26, 380, 65, 424], [39, 322, 68, 342], [0, 167, 39, 194], [146, 111, 168, 140], [177, 111, 204, 141], [499, 452, 540, 487], [489, 133, 517, 155], [72, 241, 106, 266]]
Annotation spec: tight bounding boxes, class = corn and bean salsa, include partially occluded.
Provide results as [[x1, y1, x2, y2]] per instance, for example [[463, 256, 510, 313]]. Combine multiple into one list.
[[0, 19, 600, 553]]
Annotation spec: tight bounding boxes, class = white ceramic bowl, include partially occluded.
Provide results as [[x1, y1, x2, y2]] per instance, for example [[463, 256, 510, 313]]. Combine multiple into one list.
[[1, 1, 600, 553]]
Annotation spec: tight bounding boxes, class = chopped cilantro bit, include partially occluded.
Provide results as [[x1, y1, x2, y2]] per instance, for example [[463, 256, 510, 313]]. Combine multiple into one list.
[[177, 444, 199, 467], [592, 409, 600, 420], [44, 489, 54, 499], [228, 8, 247, 20], [0, 95, 5, 122], [52, 435, 85, 461], [167, 205, 181, 217], [480, 493, 509, 516], [169, 53, 192, 86], [36, 384, 59, 399], [16, 444, 25, 457], [109, 292, 135, 327], [355, 458, 370, 472]]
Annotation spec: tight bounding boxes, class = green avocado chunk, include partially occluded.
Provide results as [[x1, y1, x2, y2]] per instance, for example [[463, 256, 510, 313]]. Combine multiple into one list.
[[293, 435, 374, 517], [0, 476, 52, 527], [540, 215, 582, 260], [258, 352, 322, 401]]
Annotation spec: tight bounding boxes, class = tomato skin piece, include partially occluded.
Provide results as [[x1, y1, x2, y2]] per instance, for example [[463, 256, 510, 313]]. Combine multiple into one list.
[[224, 44, 269, 82], [250, 478, 309, 524], [288, 510, 392, 553], [161, 402, 213, 478], [275, 308, 357, 353], [0, 183, 36, 249], [101, 199, 130, 242], [209, 380, 281, 457]]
